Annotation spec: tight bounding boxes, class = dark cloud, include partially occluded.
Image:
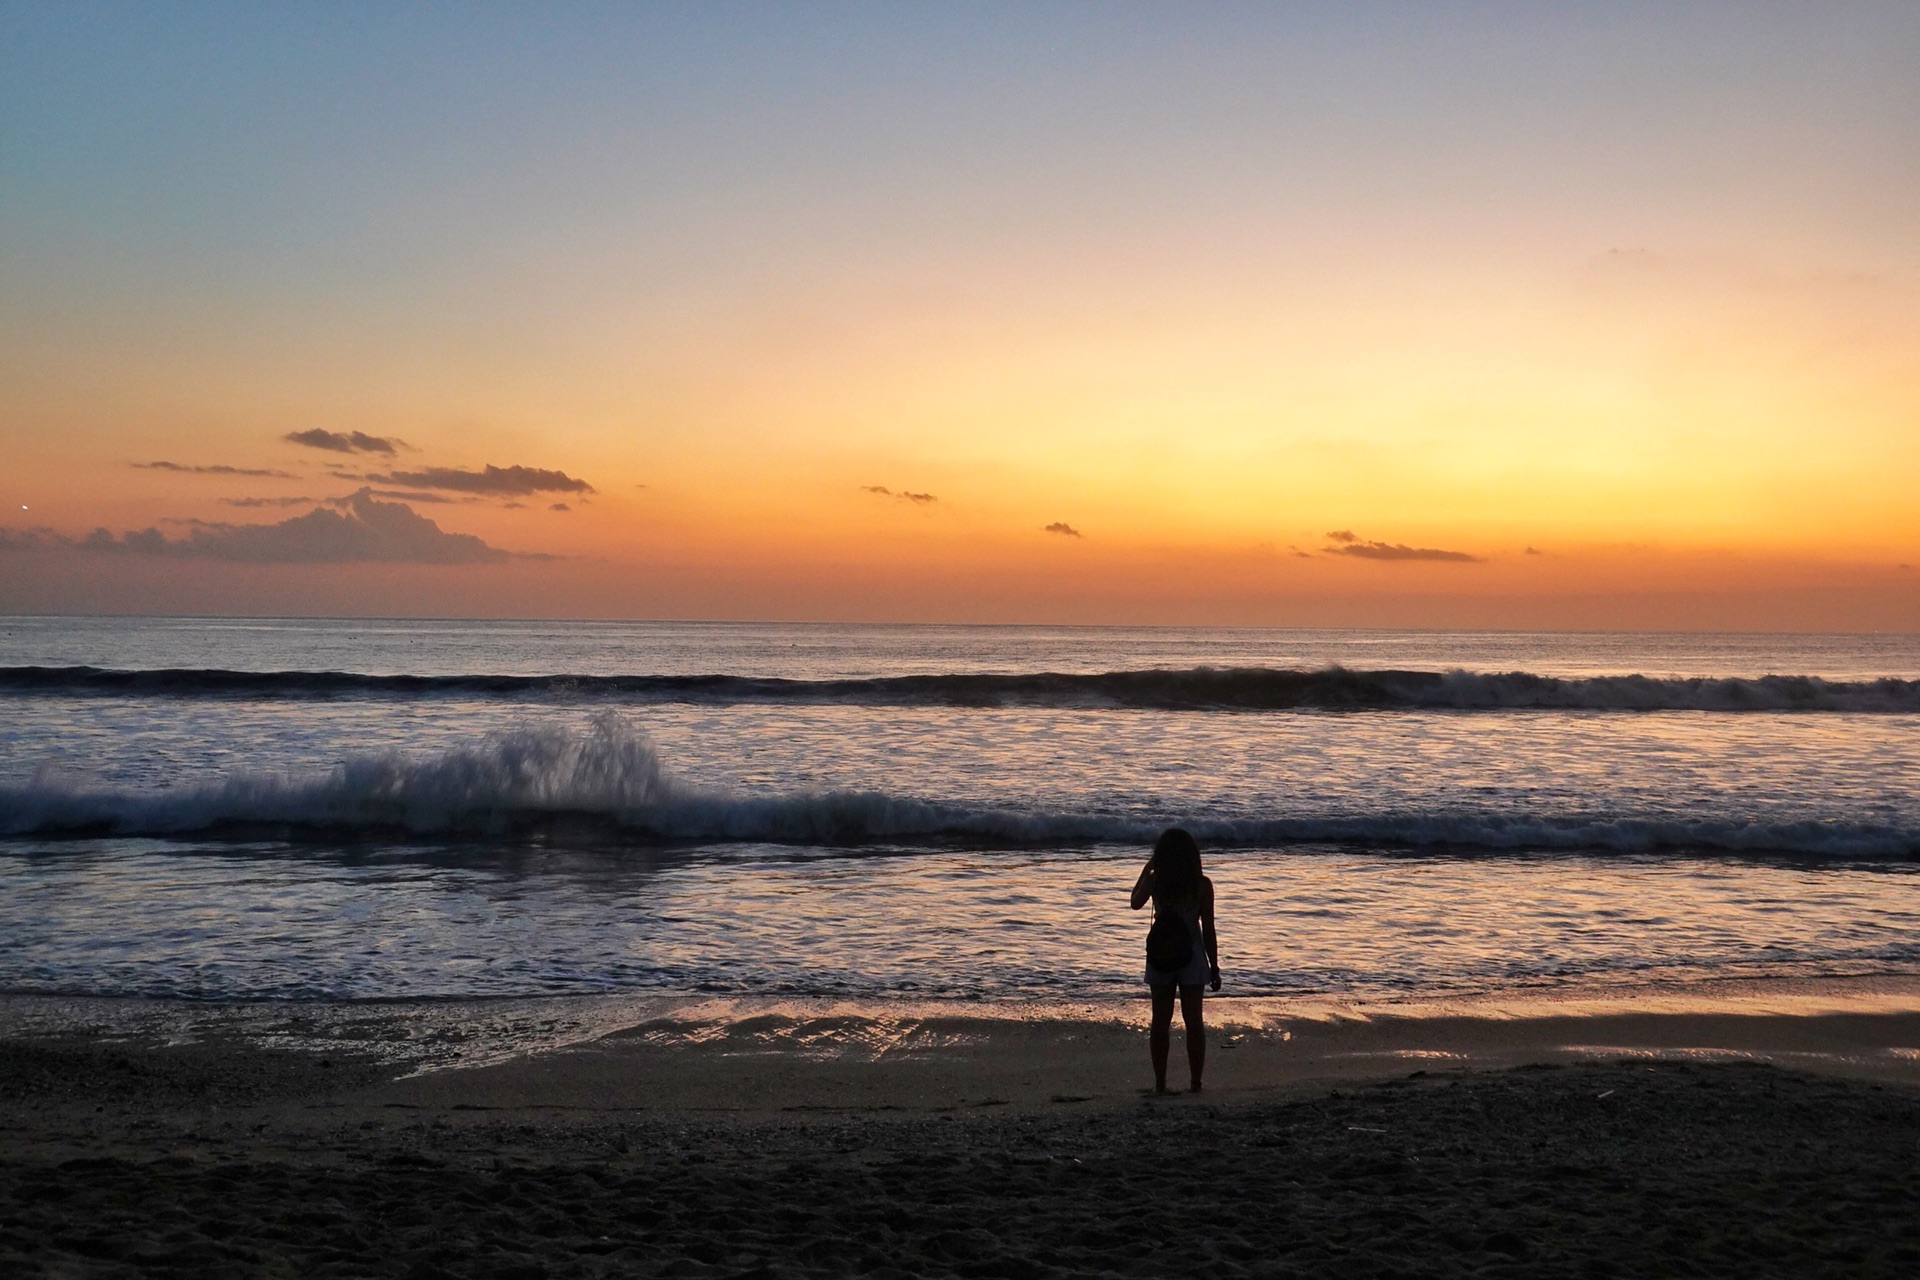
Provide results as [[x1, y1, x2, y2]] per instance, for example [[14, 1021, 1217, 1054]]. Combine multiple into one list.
[[862, 485, 938, 504], [1524, 545, 1544, 556], [284, 429, 406, 455], [221, 496, 318, 508], [84, 527, 172, 554], [1325, 530, 1358, 544], [344, 488, 470, 505], [0, 527, 64, 551], [549, 502, 571, 512], [1323, 536, 1481, 563], [134, 461, 296, 478], [2, 490, 508, 564], [320, 475, 475, 505], [365, 464, 594, 496], [1043, 522, 1082, 538]]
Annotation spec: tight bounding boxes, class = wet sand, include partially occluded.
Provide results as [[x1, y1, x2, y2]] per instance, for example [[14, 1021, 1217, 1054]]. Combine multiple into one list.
[[6, 979, 1920, 1277]]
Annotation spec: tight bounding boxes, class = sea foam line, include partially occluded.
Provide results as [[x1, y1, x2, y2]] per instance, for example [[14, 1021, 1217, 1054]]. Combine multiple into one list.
[[2, 715, 1913, 857]]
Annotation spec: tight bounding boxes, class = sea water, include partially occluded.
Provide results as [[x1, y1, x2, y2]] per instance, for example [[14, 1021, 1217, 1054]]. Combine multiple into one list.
[[1, 617, 1917, 1002]]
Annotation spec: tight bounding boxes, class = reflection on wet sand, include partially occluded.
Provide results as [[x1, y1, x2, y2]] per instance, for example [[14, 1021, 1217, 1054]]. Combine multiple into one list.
[[10, 973, 1920, 1105]]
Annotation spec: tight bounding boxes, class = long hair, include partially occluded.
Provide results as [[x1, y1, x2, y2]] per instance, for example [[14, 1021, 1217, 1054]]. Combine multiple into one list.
[[1152, 827, 1203, 904]]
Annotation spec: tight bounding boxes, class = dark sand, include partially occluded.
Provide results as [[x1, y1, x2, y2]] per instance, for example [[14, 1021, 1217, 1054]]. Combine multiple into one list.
[[6, 985, 1920, 1277]]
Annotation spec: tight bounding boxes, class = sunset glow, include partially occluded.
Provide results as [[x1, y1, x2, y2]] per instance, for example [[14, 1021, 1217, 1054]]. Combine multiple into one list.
[[4, 4, 1917, 626]]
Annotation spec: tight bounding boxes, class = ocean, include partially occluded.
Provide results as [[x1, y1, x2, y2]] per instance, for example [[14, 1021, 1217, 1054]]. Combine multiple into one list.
[[2, 617, 1917, 1005]]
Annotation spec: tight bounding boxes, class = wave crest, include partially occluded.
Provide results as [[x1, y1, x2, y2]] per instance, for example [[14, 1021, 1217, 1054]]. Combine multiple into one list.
[[2, 714, 1913, 857], [4, 664, 1920, 711]]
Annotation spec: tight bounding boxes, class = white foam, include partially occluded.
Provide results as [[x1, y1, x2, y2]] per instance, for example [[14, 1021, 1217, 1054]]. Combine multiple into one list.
[[2, 713, 1914, 856]]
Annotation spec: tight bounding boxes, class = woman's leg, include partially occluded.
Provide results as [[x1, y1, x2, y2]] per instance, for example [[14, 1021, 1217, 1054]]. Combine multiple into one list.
[[1149, 984, 1175, 1093], [1178, 985, 1206, 1092]]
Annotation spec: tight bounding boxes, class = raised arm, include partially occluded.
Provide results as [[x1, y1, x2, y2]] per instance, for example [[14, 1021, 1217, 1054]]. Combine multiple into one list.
[[1129, 856, 1156, 911], [1200, 876, 1220, 989]]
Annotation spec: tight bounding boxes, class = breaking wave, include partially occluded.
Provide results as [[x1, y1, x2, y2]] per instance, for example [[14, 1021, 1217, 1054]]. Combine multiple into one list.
[[3, 715, 1913, 857], [5, 664, 1920, 712]]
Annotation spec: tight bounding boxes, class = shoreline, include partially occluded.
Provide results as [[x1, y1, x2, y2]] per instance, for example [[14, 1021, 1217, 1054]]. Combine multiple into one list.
[[5, 971, 1919, 1111]]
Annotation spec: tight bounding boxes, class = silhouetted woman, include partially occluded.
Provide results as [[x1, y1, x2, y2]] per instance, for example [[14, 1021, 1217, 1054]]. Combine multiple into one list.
[[1130, 827, 1220, 1093]]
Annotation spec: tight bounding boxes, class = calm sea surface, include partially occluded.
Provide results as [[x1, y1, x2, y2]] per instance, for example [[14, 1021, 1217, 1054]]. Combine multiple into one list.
[[2, 617, 1917, 1002]]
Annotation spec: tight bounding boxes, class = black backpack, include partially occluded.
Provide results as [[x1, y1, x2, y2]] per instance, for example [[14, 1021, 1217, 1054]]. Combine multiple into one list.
[[1146, 912, 1194, 971]]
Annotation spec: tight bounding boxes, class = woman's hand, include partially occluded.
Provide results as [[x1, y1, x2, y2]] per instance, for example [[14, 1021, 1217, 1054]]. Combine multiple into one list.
[[1129, 857, 1157, 911], [1209, 966, 1222, 992]]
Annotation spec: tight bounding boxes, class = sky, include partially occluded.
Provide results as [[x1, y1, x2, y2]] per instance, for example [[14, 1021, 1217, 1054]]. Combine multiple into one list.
[[3, 2, 1917, 628]]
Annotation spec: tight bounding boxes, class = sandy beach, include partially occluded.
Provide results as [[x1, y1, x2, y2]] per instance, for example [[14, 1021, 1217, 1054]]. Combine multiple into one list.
[[6, 979, 1920, 1277]]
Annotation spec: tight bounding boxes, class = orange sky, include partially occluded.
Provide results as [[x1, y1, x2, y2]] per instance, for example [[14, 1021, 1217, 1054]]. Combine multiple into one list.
[[4, 6, 1918, 627]]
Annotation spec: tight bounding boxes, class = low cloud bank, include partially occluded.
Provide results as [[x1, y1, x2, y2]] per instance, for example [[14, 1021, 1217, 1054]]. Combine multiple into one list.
[[1323, 530, 1481, 562], [285, 429, 406, 455], [344, 488, 469, 505], [1, 491, 507, 564], [365, 464, 593, 496], [134, 461, 295, 478], [862, 485, 938, 504]]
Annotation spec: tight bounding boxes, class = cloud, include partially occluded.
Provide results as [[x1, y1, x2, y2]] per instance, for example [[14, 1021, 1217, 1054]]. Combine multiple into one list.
[[284, 429, 406, 455], [134, 461, 296, 478], [549, 502, 570, 512], [2, 490, 509, 563], [0, 527, 65, 551], [862, 485, 938, 504], [364, 464, 594, 496], [1524, 545, 1544, 556], [342, 488, 470, 505], [1043, 522, 1082, 538], [1322, 535, 1482, 563], [221, 496, 318, 508]]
